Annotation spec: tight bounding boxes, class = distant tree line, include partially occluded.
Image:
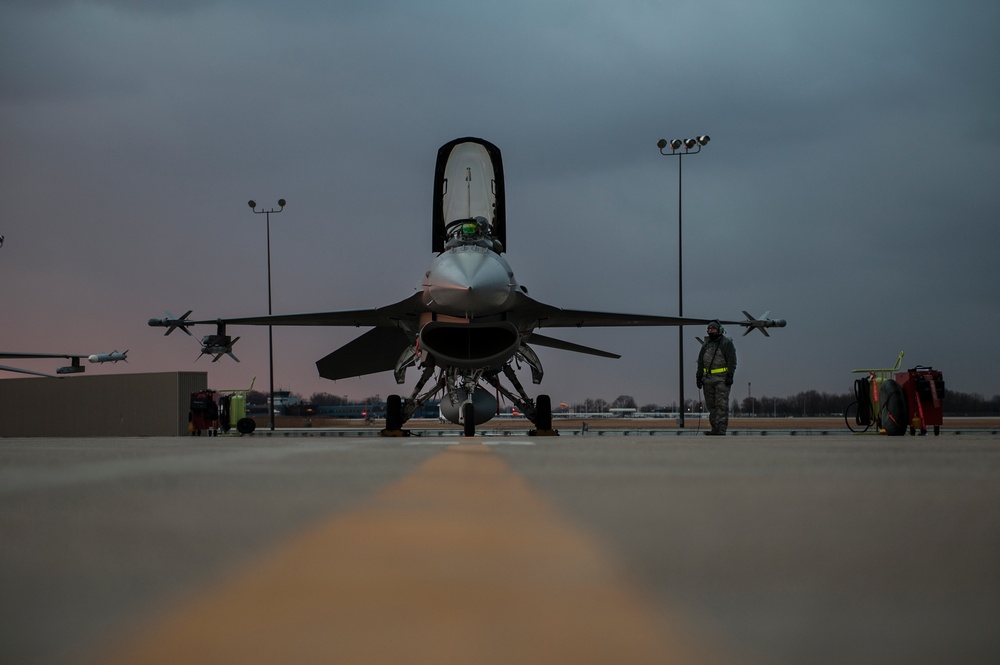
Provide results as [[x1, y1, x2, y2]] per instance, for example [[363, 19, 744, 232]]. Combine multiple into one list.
[[730, 389, 1000, 417], [246, 391, 384, 407], [246, 389, 1000, 417]]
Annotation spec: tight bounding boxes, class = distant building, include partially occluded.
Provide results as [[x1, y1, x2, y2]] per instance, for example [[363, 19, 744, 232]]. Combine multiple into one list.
[[268, 390, 299, 414]]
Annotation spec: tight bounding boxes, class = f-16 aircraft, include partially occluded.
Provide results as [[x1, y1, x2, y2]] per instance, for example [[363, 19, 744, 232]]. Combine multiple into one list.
[[0, 350, 128, 378], [149, 137, 784, 435]]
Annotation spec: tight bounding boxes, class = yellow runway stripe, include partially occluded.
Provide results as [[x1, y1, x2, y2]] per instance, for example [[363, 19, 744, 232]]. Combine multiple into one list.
[[88, 444, 733, 665]]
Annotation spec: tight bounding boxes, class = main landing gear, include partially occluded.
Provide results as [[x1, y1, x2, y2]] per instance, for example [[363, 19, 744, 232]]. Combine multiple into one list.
[[530, 394, 554, 435], [380, 392, 555, 437]]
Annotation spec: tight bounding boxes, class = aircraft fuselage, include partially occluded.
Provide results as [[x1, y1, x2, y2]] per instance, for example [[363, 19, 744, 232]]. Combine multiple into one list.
[[421, 244, 517, 318]]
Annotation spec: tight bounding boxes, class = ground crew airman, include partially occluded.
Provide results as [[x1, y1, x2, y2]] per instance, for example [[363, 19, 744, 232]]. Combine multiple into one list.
[[696, 320, 737, 435]]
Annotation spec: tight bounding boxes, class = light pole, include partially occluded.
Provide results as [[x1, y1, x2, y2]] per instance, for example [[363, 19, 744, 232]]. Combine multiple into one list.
[[248, 198, 286, 431], [657, 135, 710, 428]]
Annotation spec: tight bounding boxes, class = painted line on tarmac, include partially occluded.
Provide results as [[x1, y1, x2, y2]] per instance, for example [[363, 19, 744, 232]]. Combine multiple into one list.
[[85, 443, 735, 665]]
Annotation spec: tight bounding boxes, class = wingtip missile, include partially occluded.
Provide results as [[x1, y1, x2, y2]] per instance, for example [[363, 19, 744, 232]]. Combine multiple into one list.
[[148, 310, 194, 336], [739, 310, 786, 337], [88, 350, 128, 364]]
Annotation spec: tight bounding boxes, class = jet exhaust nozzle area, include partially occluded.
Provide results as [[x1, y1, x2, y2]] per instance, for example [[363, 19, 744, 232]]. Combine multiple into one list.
[[419, 320, 520, 370]]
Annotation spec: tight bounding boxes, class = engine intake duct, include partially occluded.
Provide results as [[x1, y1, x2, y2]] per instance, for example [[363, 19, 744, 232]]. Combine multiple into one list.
[[419, 320, 519, 369]]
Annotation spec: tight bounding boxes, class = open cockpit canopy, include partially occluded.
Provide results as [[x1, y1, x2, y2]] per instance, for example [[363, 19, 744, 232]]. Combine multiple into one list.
[[432, 137, 505, 253]]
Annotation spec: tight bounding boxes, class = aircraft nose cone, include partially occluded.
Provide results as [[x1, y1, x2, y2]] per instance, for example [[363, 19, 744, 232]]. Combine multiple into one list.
[[423, 247, 515, 316]]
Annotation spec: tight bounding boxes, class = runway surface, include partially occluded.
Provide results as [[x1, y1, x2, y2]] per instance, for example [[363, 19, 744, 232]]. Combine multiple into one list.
[[2, 433, 998, 664]]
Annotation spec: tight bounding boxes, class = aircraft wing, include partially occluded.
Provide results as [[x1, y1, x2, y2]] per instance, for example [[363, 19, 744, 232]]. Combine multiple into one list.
[[538, 309, 731, 328], [0, 352, 118, 377], [507, 299, 748, 361], [0, 364, 57, 378], [509, 293, 740, 329], [509, 294, 785, 337], [215, 293, 427, 328], [0, 352, 87, 360], [0, 352, 88, 377], [150, 293, 428, 334]]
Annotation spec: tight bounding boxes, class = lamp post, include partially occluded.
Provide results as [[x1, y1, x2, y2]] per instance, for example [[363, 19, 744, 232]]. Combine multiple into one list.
[[248, 198, 286, 432], [657, 135, 710, 428]]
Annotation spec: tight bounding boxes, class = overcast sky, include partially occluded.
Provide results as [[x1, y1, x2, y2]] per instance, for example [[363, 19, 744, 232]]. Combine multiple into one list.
[[2, 0, 998, 408]]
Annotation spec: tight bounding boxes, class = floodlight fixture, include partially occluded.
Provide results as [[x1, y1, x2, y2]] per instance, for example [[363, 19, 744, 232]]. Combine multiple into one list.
[[683, 138, 698, 150], [696, 135, 711, 145], [248, 200, 257, 208], [670, 139, 683, 150], [657, 139, 668, 150]]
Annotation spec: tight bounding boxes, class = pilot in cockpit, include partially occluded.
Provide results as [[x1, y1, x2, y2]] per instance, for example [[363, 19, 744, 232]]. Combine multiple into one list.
[[446, 216, 496, 250], [461, 220, 480, 238]]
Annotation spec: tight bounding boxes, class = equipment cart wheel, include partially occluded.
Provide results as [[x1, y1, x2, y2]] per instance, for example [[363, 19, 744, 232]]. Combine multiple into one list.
[[880, 379, 907, 436]]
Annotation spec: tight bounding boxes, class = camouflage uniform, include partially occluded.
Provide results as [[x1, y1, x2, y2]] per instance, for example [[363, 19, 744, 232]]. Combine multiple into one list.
[[696, 320, 737, 435]]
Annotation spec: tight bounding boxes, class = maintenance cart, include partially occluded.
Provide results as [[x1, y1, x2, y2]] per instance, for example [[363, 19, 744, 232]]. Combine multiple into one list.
[[895, 366, 945, 435], [189, 390, 219, 435], [844, 352, 946, 436]]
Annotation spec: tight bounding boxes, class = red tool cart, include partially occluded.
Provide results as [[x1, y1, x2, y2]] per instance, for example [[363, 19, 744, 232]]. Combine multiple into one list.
[[894, 366, 945, 436], [189, 390, 219, 436]]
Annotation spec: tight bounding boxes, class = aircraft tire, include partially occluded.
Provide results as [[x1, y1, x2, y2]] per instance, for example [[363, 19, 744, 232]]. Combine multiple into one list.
[[463, 402, 476, 437], [386, 394, 403, 431], [880, 379, 907, 436], [236, 418, 256, 435], [535, 394, 552, 431]]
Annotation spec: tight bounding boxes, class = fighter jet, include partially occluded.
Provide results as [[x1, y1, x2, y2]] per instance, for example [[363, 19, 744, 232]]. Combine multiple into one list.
[[149, 137, 784, 435], [0, 350, 129, 377]]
